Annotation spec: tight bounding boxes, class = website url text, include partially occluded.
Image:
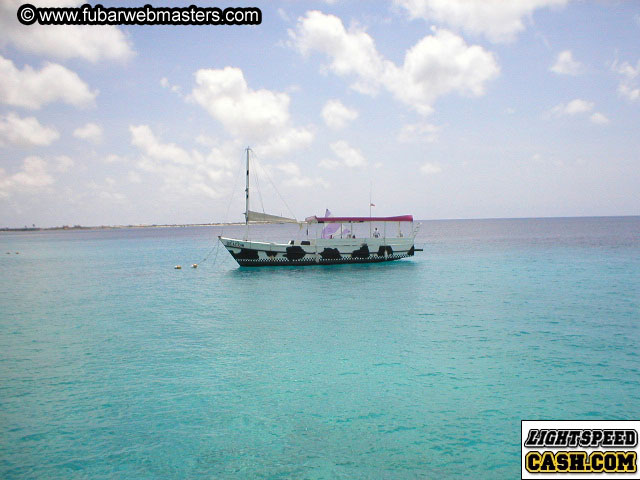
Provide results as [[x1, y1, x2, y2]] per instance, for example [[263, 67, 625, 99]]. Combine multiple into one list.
[[17, 3, 262, 26]]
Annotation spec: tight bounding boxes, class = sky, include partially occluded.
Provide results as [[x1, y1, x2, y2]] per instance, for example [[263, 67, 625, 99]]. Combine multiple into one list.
[[0, 0, 639, 227]]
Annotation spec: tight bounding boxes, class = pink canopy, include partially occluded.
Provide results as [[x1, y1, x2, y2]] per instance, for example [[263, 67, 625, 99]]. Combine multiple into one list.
[[308, 215, 413, 223]]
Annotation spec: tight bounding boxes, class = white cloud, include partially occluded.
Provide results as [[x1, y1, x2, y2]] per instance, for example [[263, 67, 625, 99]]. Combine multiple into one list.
[[129, 124, 234, 198], [0, 0, 134, 62], [330, 140, 367, 168], [189, 66, 314, 156], [397, 122, 440, 143], [393, 0, 569, 43], [274, 162, 328, 188], [104, 153, 127, 163], [550, 50, 583, 75], [589, 112, 609, 125], [195, 134, 216, 147], [420, 162, 442, 175], [0, 55, 97, 109], [131, 125, 198, 166], [552, 98, 593, 116], [394, 30, 499, 114], [612, 59, 640, 102], [613, 60, 640, 79], [73, 122, 103, 143], [127, 171, 142, 183], [290, 11, 386, 96], [0, 156, 54, 197], [160, 77, 182, 96], [550, 99, 609, 125], [87, 178, 126, 203], [274, 162, 302, 177], [564, 99, 593, 115], [277, 8, 290, 22], [257, 127, 315, 158], [0, 112, 59, 146], [289, 11, 499, 115], [55, 155, 74, 172], [322, 99, 358, 129], [98, 190, 126, 202], [318, 141, 367, 169], [318, 158, 341, 170], [619, 84, 640, 102]]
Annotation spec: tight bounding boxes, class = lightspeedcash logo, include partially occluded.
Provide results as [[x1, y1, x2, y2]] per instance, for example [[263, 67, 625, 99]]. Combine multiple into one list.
[[522, 421, 640, 479]]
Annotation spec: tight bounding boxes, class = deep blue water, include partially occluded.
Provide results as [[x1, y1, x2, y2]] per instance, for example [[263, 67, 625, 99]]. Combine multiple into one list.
[[1, 217, 639, 479]]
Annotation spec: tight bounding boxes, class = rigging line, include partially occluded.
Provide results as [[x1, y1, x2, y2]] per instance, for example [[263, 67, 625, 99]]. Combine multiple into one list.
[[197, 150, 245, 266], [251, 151, 298, 222], [252, 157, 266, 214]]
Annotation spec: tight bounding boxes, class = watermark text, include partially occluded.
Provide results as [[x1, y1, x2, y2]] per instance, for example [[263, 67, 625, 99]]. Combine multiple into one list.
[[17, 3, 262, 26]]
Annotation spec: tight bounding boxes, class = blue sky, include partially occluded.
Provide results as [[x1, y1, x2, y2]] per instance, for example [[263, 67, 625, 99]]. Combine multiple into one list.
[[1, 0, 639, 227]]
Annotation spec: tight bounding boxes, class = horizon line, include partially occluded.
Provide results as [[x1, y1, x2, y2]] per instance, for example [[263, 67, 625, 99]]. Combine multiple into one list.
[[1, 214, 639, 231]]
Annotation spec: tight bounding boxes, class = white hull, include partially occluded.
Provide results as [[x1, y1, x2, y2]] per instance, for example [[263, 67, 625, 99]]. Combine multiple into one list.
[[219, 236, 416, 267]]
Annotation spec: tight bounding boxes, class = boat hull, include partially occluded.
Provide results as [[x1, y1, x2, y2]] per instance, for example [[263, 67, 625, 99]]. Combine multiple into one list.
[[219, 236, 415, 267]]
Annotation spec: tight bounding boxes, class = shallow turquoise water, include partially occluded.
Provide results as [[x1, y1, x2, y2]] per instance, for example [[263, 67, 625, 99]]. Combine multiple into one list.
[[1, 217, 639, 479]]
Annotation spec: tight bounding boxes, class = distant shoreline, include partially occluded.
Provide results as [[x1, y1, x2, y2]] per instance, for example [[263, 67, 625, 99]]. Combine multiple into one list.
[[0, 223, 244, 232], [1, 215, 638, 233]]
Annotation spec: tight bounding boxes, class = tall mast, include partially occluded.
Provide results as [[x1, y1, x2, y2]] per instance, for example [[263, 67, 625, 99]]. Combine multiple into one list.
[[369, 180, 372, 237], [244, 147, 250, 240], [245, 147, 250, 225]]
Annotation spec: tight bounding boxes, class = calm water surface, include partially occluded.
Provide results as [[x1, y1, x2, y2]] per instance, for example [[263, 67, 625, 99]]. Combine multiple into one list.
[[1, 217, 639, 479]]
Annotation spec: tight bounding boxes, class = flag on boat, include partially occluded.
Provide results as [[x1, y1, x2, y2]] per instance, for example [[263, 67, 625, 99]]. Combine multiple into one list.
[[321, 209, 341, 239]]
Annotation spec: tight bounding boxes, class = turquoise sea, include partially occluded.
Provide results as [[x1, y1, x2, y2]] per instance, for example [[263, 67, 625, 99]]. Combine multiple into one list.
[[1, 216, 639, 479]]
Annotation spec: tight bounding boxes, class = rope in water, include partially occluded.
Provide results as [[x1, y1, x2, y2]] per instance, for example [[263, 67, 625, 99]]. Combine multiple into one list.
[[196, 238, 220, 266]]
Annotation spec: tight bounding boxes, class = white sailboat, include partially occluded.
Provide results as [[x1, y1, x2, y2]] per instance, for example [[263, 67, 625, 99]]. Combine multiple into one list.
[[219, 148, 420, 267]]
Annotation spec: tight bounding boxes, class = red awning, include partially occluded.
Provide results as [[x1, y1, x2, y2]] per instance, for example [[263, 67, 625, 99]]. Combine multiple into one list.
[[309, 215, 413, 223]]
